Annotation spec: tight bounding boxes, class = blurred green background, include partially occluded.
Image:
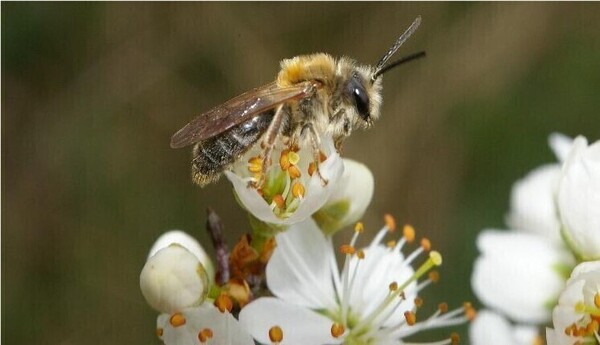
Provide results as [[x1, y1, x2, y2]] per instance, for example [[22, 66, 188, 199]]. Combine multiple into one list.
[[3, 2, 600, 344]]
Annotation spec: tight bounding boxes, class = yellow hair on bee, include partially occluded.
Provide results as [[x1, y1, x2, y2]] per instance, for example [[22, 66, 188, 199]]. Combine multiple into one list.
[[277, 54, 336, 88]]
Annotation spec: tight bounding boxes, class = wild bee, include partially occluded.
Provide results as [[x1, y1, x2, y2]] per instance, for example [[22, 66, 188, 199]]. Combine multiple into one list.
[[171, 16, 424, 188]]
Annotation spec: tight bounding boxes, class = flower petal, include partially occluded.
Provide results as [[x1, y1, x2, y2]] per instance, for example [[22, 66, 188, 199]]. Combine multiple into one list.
[[472, 230, 574, 324], [266, 218, 338, 310], [470, 310, 538, 345], [506, 164, 562, 244], [548, 133, 573, 163], [239, 297, 343, 345]]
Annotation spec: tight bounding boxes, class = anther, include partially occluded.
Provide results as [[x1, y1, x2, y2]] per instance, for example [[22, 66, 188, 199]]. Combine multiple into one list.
[[386, 240, 396, 248], [292, 182, 305, 198], [429, 251, 443, 266], [464, 302, 477, 321], [438, 303, 449, 313], [331, 323, 345, 338], [389, 282, 399, 291], [403, 224, 415, 242], [429, 271, 440, 283], [156, 328, 164, 338], [356, 250, 365, 259], [288, 151, 300, 165], [451, 332, 460, 345], [595, 293, 600, 308], [198, 328, 214, 343], [420, 238, 431, 251], [404, 311, 417, 325], [248, 156, 263, 173], [414, 297, 424, 308], [279, 150, 291, 170], [340, 244, 356, 255], [269, 326, 284, 343], [384, 214, 397, 232], [319, 151, 327, 162], [308, 162, 316, 176], [215, 293, 233, 313], [354, 222, 364, 233], [169, 312, 186, 327], [288, 165, 301, 179], [272, 194, 285, 209]]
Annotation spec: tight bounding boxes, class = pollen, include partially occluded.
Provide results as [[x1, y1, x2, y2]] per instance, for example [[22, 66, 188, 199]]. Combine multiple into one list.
[[331, 323, 345, 338], [403, 224, 416, 243], [404, 311, 417, 326], [420, 238, 431, 251], [272, 194, 285, 209], [169, 312, 186, 327], [198, 328, 214, 343], [340, 244, 356, 255], [269, 325, 284, 343], [156, 328, 163, 338], [215, 293, 233, 313], [354, 222, 364, 233], [288, 165, 301, 179], [384, 214, 397, 232], [292, 182, 305, 198]]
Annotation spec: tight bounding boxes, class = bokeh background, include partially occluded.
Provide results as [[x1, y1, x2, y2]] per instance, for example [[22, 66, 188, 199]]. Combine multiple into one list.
[[3, 2, 600, 344]]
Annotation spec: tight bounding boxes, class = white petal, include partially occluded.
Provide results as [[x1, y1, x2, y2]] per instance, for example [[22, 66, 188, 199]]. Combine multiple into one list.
[[225, 137, 344, 226], [266, 218, 338, 310], [470, 310, 538, 345], [557, 136, 600, 260], [472, 230, 574, 324], [157, 305, 254, 345], [239, 297, 342, 345], [148, 230, 215, 282], [140, 245, 209, 314], [548, 133, 573, 163], [506, 164, 562, 243], [313, 158, 374, 234]]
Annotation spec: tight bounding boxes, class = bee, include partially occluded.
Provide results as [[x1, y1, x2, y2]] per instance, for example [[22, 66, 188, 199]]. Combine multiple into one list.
[[171, 16, 425, 188]]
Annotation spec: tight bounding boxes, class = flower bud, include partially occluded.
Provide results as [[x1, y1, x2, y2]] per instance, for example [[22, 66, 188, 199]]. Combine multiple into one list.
[[140, 244, 208, 314]]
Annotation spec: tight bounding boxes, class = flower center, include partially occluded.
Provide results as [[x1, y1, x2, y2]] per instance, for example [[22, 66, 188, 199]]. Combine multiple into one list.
[[564, 292, 600, 341]]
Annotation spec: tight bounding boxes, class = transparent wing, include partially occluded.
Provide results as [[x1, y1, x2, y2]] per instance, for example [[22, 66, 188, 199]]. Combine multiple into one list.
[[170, 81, 316, 148]]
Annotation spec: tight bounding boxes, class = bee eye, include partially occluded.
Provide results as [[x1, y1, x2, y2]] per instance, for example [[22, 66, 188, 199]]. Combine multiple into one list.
[[347, 76, 370, 121]]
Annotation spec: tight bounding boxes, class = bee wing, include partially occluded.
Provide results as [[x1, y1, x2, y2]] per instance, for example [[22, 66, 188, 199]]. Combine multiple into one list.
[[170, 81, 316, 148]]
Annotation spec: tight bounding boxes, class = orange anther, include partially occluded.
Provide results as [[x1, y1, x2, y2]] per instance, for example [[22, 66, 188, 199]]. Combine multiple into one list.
[[292, 182, 305, 198], [354, 222, 364, 233], [156, 328, 164, 338], [414, 297, 424, 308], [389, 282, 399, 291], [198, 328, 214, 343], [169, 312, 186, 327], [288, 165, 301, 179], [356, 250, 365, 259], [420, 238, 431, 252], [386, 240, 396, 248], [279, 150, 291, 170], [331, 323, 345, 338], [403, 224, 415, 242], [429, 271, 440, 283], [438, 303, 448, 313], [404, 311, 417, 326], [384, 214, 397, 232], [319, 151, 327, 162], [269, 326, 284, 342], [595, 293, 600, 308], [214, 293, 233, 313], [339, 244, 356, 255], [272, 194, 285, 209], [451, 332, 460, 345], [308, 162, 317, 176]]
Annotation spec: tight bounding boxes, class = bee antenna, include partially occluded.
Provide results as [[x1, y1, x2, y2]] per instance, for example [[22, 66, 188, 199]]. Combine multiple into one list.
[[372, 51, 426, 79], [373, 16, 422, 81]]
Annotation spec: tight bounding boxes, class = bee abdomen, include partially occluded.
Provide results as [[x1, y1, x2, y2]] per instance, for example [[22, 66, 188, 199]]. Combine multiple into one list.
[[191, 111, 274, 187]]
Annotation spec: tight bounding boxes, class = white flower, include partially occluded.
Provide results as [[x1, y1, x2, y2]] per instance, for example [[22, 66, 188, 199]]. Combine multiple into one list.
[[549, 132, 574, 163], [156, 304, 254, 345], [470, 310, 540, 345], [557, 135, 600, 260], [148, 230, 215, 284], [239, 217, 471, 345], [507, 164, 563, 244], [471, 230, 575, 324], [546, 261, 600, 345], [225, 136, 344, 226], [312, 158, 374, 235], [140, 243, 209, 314]]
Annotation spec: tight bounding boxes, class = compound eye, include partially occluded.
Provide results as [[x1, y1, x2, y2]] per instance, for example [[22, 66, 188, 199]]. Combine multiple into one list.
[[347, 76, 370, 121]]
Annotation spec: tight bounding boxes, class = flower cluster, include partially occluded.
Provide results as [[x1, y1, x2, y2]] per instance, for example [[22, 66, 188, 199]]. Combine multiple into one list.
[[469, 133, 600, 345], [140, 135, 473, 344]]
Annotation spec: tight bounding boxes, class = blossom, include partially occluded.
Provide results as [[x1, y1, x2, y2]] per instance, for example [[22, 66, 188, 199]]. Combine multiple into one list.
[[471, 230, 575, 324], [225, 136, 344, 226], [469, 310, 541, 345], [312, 158, 374, 235], [546, 261, 600, 345], [239, 217, 472, 344], [557, 135, 600, 260]]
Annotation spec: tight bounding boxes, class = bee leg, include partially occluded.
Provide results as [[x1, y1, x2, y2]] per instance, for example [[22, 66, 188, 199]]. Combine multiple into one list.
[[301, 123, 329, 186], [251, 104, 286, 189]]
